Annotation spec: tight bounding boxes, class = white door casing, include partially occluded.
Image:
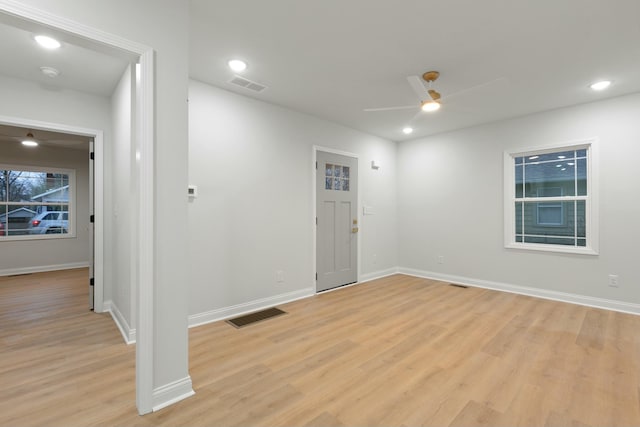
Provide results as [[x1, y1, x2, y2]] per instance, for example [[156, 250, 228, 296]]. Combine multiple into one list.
[[89, 138, 95, 310], [316, 150, 358, 292]]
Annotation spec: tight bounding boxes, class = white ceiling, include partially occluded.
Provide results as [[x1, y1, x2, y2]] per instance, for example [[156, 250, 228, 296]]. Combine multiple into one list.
[[0, 14, 132, 97], [0, 124, 90, 151], [190, 0, 640, 141], [0, 2, 639, 143]]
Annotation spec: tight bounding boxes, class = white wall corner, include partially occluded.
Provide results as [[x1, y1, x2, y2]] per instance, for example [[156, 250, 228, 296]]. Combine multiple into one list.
[[152, 376, 195, 412], [103, 300, 136, 344], [398, 267, 640, 316], [359, 267, 400, 284], [0, 262, 89, 277], [189, 287, 315, 328]]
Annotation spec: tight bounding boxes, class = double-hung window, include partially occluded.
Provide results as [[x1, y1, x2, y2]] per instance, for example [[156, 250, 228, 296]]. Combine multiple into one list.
[[504, 139, 598, 254], [0, 165, 75, 240]]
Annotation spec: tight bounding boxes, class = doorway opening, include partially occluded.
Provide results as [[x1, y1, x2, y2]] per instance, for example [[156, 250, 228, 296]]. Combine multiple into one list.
[[0, 119, 102, 309]]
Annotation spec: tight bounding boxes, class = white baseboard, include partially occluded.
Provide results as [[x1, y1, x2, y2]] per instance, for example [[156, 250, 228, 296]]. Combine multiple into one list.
[[188, 287, 315, 328], [359, 267, 399, 284], [103, 300, 136, 344], [0, 261, 89, 277], [152, 376, 195, 412], [398, 267, 640, 316]]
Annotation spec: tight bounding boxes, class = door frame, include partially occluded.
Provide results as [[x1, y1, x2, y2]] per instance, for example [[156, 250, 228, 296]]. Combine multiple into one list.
[[0, 116, 104, 310], [312, 145, 361, 293], [0, 1, 156, 415]]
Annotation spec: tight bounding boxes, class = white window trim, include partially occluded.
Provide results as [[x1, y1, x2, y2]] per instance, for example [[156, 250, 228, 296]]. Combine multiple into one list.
[[0, 163, 76, 241], [503, 138, 599, 255]]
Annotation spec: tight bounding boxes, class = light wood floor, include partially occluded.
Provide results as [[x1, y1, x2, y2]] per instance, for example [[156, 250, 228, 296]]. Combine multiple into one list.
[[1, 270, 639, 426]]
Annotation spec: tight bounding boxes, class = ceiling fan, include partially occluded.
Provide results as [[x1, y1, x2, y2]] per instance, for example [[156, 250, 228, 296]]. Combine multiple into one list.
[[364, 71, 443, 113], [364, 70, 503, 114]]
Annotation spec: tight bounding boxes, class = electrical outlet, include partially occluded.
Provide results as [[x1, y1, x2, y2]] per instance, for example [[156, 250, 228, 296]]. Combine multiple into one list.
[[437, 256, 444, 265], [276, 270, 285, 283], [608, 274, 619, 288]]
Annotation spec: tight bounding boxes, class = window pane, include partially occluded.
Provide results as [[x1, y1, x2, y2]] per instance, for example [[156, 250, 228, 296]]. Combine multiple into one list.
[[0, 205, 6, 234], [325, 164, 333, 177], [576, 149, 587, 158], [342, 166, 349, 179], [325, 178, 332, 190], [0, 170, 7, 202], [523, 201, 575, 237], [334, 166, 341, 178], [28, 206, 69, 235], [576, 200, 586, 238], [524, 151, 575, 164], [515, 165, 523, 198], [515, 202, 522, 234], [342, 179, 349, 191], [4, 204, 37, 236], [524, 161, 575, 197], [333, 177, 340, 190], [6, 171, 44, 202], [576, 158, 587, 196]]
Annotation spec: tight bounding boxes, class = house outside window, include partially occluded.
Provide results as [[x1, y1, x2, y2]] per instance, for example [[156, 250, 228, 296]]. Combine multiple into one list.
[[0, 165, 75, 240], [504, 139, 598, 255]]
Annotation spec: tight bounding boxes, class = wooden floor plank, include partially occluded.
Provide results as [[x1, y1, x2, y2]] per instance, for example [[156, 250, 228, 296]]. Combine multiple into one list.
[[1, 270, 639, 427]]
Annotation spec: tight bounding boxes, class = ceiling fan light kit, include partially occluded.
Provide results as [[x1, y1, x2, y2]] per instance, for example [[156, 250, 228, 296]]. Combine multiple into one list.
[[421, 100, 441, 112]]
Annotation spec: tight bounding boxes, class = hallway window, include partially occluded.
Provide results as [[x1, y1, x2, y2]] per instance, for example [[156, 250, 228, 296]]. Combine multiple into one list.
[[505, 140, 598, 254], [0, 166, 74, 239]]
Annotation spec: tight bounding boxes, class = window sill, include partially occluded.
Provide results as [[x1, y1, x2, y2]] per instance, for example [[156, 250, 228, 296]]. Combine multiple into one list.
[[505, 242, 598, 256], [0, 233, 76, 242]]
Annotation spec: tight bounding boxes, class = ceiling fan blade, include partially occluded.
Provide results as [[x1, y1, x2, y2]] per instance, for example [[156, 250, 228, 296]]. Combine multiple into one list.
[[407, 75, 431, 100], [363, 105, 416, 112], [446, 77, 507, 100]]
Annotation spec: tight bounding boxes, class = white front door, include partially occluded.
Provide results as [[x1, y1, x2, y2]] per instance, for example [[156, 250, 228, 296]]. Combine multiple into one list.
[[316, 151, 358, 292]]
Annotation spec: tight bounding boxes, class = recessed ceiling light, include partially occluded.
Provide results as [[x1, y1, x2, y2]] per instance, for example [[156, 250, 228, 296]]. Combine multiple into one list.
[[529, 156, 539, 160], [34, 35, 61, 50], [421, 100, 440, 112], [402, 127, 413, 135], [228, 59, 247, 72], [556, 164, 562, 168], [557, 155, 566, 159], [589, 80, 611, 91]]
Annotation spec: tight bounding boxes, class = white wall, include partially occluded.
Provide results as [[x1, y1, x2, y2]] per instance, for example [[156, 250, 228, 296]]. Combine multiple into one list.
[[188, 80, 398, 319], [397, 93, 640, 308], [0, 142, 90, 274], [108, 64, 135, 337], [0, 74, 110, 276]]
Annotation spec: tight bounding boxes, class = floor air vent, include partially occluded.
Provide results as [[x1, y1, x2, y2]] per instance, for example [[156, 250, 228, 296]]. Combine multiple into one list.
[[228, 75, 268, 93], [449, 284, 469, 289], [226, 307, 287, 328]]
